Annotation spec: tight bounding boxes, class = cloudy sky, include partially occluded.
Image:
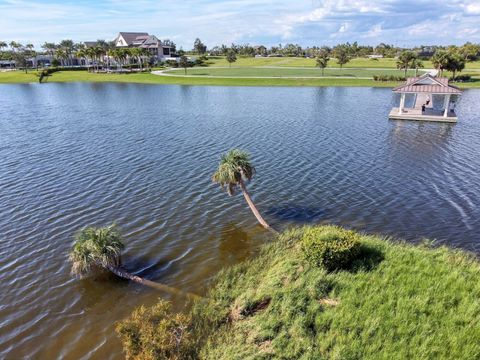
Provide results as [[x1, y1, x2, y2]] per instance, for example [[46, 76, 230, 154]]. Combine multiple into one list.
[[1, 0, 480, 49]]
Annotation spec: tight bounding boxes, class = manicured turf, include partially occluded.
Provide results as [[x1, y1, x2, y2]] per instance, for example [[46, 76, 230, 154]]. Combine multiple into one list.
[[166, 67, 419, 78], [1, 69, 479, 88], [192, 226, 480, 359], [0, 70, 399, 87], [205, 56, 480, 69]]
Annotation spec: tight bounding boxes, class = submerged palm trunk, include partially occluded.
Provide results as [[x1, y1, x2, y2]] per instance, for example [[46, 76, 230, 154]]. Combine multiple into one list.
[[105, 264, 201, 300], [239, 180, 278, 234]]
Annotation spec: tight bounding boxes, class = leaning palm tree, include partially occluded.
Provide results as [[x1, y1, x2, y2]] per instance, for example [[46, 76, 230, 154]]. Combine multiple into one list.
[[69, 225, 199, 299], [212, 149, 277, 234]]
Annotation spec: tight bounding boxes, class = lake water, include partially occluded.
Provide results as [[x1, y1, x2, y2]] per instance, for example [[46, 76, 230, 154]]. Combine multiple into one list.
[[1, 83, 479, 359]]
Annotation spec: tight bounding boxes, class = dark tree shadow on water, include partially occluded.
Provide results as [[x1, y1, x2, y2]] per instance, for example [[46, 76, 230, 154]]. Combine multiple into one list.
[[124, 254, 185, 280], [266, 205, 326, 223]]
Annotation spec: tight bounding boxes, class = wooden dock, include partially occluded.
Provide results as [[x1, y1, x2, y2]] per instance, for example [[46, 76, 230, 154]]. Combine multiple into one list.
[[389, 108, 457, 123]]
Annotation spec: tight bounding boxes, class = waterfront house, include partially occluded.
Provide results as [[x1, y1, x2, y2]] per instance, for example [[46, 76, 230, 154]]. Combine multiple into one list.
[[113, 32, 173, 60]]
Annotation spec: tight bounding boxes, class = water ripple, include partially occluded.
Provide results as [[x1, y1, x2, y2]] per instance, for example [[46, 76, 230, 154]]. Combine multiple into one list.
[[0, 84, 480, 359]]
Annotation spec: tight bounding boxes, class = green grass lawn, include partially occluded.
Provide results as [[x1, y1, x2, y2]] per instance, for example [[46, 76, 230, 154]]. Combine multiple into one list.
[[178, 226, 480, 359], [206, 56, 480, 70], [166, 67, 420, 78], [1, 69, 479, 88], [0, 70, 400, 87], [206, 56, 402, 68], [117, 225, 480, 359]]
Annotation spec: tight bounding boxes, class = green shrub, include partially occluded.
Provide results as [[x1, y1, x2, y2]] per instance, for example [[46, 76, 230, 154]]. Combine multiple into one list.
[[373, 74, 406, 82], [450, 74, 471, 82], [116, 299, 194, 360], [165, 59, 179, 67], [301, 226, 361, 271]]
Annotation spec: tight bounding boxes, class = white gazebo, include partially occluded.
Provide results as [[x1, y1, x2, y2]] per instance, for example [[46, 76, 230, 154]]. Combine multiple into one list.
[[389, 74, 462, 123]]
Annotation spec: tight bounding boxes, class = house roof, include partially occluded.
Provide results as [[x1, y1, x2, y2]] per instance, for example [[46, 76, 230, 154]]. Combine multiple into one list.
[[393, 74, 462, 94], [84, 41, 98, 48], [118, 32, 149, 45]]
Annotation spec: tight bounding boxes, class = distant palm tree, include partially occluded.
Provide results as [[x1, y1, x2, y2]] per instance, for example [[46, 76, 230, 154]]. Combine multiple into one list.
[[9, 41, 21, 52], [140, 48, 151, 70], [0, 41, 8, 51], [129, 47, 142, 70], [93, 46, 105, 71], [69, 225, 200, 298], [75, 48, 87, 67], [411, 58, 424, 77], [212, 149, 278, 234], [41, 42, 57, 57], [107, 48, 117, 70], [59, 39, 75, 66], [316, 49, 330, 76], [55, 48, 68, 67], [396, 50, 417, 77], [25, 44, 35, 71], [431, 50, 449, 76]]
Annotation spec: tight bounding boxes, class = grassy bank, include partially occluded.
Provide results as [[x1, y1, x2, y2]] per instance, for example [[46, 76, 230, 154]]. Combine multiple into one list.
[[1, 69, 479, 88], [0, 70, 399, 87], [118, 225, 480, 359]]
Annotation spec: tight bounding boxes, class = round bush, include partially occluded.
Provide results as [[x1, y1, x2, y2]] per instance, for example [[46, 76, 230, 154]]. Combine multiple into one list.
[[302, 226, 361, 271]]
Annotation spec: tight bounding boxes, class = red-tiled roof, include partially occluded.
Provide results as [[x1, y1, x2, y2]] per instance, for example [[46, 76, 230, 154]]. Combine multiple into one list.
[[393, 75, 462, 94]]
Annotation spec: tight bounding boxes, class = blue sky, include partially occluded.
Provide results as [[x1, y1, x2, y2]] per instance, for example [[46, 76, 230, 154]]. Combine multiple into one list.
[[1, 0, 480, 48]]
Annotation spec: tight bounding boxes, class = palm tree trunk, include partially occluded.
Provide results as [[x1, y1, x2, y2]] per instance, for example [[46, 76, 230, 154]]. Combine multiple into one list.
[[105, 264, 201, 300], [239, 180, 278, 234]]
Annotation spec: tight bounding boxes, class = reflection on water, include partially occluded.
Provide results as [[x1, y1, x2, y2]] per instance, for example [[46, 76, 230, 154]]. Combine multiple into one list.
[[0, 84, 479, 359]]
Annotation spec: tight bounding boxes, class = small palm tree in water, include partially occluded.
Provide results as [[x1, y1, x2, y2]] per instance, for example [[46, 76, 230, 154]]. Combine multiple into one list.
[[212, 149, 277, 234], [69, 225, 142, 283], [69, 225, 136, 280], [69, 225, 200, 298]]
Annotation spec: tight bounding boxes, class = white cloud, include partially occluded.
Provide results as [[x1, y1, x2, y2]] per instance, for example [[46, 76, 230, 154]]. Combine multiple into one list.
[[338, 23, 349, 33], [463, 3, 480, 15], [0, 0, 479, 48]]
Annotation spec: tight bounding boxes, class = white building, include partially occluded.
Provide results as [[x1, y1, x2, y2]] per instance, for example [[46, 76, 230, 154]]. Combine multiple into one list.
[[113, 32, 173, 61]]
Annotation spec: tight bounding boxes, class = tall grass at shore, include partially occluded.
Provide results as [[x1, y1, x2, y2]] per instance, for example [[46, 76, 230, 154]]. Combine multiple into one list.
[[117, 225, 480, 359]]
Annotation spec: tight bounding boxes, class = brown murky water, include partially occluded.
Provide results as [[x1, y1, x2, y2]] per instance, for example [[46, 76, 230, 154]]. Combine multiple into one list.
[[1, 84, 479, 359]]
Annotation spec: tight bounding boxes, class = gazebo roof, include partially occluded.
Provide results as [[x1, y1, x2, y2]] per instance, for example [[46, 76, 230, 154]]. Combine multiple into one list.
[[393, 74, 462, 94]]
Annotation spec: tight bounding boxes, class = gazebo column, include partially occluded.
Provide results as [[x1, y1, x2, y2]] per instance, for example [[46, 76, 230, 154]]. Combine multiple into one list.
[[398, 93, 406, 114], [443, 94, 451, 117]]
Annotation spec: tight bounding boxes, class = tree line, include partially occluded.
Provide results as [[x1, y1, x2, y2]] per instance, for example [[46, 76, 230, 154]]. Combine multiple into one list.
[[0, 38, 178, 71], [3, 38, 480, 61], [189, 38, 475, 78], [1, 37, 478, 79], [197, 40, 480, 62]]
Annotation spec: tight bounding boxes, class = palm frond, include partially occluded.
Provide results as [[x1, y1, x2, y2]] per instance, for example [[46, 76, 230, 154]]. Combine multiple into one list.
[[212, 149, 256, 195], [69, 224, 124, 278]]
